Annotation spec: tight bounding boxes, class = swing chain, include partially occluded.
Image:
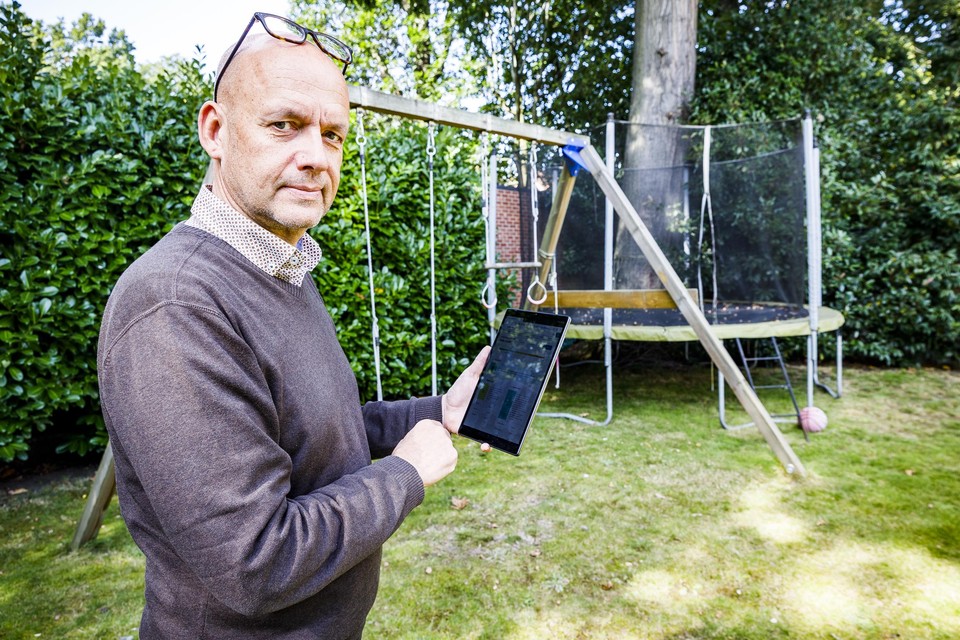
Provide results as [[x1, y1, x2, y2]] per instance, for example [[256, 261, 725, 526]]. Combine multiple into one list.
[[480, 132, 490, 218], [356, 107, 383, 400], [479, 132, 498, 310], [426, 121, 439, 395], [526, 141, 548, 305], [356, 107, 367, 151]]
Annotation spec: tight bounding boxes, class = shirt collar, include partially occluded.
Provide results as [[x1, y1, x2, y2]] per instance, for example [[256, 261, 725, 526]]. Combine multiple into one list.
[[185, 186, 323, 286]]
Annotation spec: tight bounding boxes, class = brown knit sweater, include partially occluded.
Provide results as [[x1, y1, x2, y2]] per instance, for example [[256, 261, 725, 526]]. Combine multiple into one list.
[[98, 224, 440, 639]]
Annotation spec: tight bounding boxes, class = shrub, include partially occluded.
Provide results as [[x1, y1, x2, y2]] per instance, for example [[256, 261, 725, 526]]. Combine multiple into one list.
[[316, 115, 489, 400], [0, 4, 490, 461], [0, 4, 208, 461], [693, 0, 960, 367]]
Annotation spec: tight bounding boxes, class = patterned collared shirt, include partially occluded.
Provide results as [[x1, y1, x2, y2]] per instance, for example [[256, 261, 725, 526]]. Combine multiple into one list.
[[185, 186, 323, 286]]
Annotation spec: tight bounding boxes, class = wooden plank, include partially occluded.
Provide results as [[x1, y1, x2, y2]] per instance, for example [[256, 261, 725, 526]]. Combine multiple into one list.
[[543, 288, 699, 309], [70, 444, 116, 551], [578, 144, 806, 477], [348, 85, 589, 148], [525, 166, 578, 310]]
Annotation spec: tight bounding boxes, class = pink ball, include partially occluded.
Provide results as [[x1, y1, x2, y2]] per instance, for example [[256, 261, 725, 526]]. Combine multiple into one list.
[[799, 406, 828, 433]]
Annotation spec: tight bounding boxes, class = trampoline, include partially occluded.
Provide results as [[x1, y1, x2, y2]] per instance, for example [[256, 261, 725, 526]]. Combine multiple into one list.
[[485, 113, 843, 428]]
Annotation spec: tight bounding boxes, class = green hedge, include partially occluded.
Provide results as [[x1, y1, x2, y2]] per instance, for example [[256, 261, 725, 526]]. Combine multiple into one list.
[[694, 0, 960, 367], [0, 5, 208, 461], [0, 4, 491, 462]]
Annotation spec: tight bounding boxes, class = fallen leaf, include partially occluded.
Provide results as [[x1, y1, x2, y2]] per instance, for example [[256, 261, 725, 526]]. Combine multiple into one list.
[[450, 496, 470, 511], [905, 469, 915, 476]]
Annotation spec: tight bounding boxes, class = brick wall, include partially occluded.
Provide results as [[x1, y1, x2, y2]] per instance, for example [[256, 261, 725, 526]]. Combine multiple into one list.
[[495, 188, 523, 264], [493, 187, 533, 307]]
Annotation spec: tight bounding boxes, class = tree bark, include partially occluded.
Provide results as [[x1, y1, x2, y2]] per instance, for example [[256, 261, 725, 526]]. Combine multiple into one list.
[[615, 0, 698, 288]]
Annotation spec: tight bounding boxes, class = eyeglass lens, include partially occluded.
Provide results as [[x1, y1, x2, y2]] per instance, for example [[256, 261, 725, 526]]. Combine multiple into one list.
[[261, 15, 308, 44], [260, 14, 352, 66]]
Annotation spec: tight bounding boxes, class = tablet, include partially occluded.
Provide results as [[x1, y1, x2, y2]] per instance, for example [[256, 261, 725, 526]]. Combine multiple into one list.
[[459, 309, 570, 456]]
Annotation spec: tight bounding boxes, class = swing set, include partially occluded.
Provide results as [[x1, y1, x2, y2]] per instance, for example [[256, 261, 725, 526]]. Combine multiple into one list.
[[71, 85, 810, 550], [355, 110, 556, 399]]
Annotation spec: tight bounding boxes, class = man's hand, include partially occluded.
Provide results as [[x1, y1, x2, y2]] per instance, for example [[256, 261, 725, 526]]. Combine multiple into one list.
[[441, 346, 490, 434], [392, 420, 458, 487]]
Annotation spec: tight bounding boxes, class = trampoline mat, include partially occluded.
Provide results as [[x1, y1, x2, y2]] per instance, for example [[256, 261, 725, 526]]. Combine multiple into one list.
[[560, 303, 808, 327]]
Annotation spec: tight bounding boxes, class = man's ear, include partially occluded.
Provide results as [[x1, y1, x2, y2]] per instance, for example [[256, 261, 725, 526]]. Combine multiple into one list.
[[198, 101, 226, 160]]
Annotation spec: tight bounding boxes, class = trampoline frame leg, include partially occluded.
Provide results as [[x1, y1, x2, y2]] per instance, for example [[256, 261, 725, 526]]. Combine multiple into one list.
[[812, 331, 843, 399], [539, 335, 614, 426], [720, 332, 842, 431]]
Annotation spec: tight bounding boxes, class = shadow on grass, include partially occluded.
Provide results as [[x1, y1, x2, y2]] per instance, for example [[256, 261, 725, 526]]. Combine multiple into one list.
[[2, 364, 958, 639], [371, 364, 960, 639], [0, 475, 144, 639]]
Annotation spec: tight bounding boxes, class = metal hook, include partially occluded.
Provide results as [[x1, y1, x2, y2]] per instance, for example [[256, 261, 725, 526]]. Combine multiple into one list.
[[426, 121, 437, 158]]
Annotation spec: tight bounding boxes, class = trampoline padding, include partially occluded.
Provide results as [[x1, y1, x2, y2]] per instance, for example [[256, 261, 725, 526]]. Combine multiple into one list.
[[511, 305, 844, 342]]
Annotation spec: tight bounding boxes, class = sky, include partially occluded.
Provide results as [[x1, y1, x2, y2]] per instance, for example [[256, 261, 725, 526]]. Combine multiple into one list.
[[23, 0, 293, 69]]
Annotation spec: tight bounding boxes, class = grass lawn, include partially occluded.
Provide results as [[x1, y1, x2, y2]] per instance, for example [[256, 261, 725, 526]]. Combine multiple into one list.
[[1, 360, 958, 639]]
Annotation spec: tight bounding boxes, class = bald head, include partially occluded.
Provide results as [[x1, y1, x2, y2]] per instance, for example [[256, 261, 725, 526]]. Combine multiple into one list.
[[215, 33, 348, 107], [197, 30, 351, 244], [214, 33, 278, 104]]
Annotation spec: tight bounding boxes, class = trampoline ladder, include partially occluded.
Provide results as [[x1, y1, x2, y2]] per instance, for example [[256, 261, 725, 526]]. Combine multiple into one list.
[[719, 337, 804, 438]]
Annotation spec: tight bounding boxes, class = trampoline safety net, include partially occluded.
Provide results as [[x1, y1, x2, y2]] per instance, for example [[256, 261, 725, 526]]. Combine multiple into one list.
[[495, 118, 812, 332]]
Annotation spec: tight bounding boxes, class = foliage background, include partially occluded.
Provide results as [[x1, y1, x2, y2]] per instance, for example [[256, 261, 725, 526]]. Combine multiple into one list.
[[691, 0, 960, 367], [312, 116, 488, 399], [297, 0, 959, 367], [0, 3, 488, 462], [2, 0, 958, 461], [0, 5, 207, 461]]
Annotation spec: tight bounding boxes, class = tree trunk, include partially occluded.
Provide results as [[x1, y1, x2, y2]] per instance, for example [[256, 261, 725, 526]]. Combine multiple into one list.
[[615, 0, 698, 289]]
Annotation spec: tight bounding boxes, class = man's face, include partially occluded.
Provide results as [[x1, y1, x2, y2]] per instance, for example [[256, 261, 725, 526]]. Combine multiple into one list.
[[212, 39, 351, 244]]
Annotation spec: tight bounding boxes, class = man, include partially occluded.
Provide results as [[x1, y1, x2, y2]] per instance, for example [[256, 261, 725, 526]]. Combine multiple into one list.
[[97, 14, 488, 639]]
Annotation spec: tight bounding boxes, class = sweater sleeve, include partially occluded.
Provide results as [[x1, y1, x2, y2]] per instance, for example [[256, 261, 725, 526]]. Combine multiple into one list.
[[99, 301, 423, 617], [362, 396, 443, 459]]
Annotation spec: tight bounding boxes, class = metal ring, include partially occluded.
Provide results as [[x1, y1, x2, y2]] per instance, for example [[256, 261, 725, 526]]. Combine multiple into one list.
[[526, 278, 548, 305], [480, 281, 498, 310]]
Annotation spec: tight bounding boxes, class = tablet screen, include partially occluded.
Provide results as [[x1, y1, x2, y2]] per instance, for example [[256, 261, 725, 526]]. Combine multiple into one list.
[[459, 309, 570, 455]]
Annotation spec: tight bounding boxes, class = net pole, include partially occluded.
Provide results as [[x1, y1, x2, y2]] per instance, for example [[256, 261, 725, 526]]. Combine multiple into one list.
[[488, 154, 498, 343], [803, 112, 820, 408], [602, 113, 615, 425]]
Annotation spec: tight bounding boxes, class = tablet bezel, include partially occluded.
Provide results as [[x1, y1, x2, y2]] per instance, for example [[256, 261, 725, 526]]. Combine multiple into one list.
[[458, 309, 570, 456]]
